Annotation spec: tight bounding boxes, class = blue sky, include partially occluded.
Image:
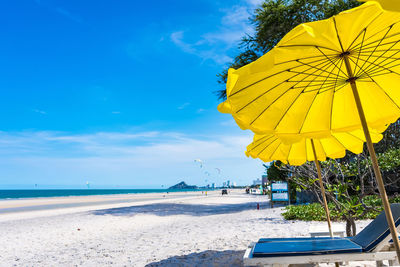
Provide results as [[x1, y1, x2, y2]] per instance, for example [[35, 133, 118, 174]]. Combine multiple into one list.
[[0, 0, 265, 188]]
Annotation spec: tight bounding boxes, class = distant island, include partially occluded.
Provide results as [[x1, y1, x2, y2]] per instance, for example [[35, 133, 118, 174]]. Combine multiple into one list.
[[168, 181, 198, 190]]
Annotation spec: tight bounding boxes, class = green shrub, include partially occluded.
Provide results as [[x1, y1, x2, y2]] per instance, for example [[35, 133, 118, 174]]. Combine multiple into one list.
[[282, 196, 400, 221]]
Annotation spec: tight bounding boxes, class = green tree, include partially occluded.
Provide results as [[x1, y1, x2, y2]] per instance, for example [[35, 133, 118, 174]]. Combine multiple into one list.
[[217, 0, 360, 99]]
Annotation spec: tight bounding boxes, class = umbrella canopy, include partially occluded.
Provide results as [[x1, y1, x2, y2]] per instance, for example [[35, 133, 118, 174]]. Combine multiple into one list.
[[218, 2, 400, 138], [359, 0, 400, 12], [246, 130, 383, 166]]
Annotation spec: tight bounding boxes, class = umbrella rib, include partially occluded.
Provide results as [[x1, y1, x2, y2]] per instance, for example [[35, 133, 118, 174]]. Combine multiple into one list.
[[229, 56, 333, 97], [249, 135, 276, 152], [317, 139, 327, 160], [350, 26, 400, 52], [350, 57, 400, 111], [270, 140, 286, 161], [365, 68, 398, 78], [315, 46, 348, 78], [295, 91, 320, 134], [348, 56, 385, 79], [353, 54, 400, 61], [354, 48, 400, 54], [265, 139, 283, 159], [273, 84, 321, 132], [236, 57, 336, 114], [328, 82, 348, 93], [355, 26, 398, 77], [297, 60, 345, 79], [356, 39, 400, 78], [346, 131, 365, 143], [246, 56, 340, 123], [333, 17, 345, 53], [286, 143, 294, 162], [349, 18, 400, 51], [248, 135, 269, 150], [286, 70, 343, 81], [275, 53, 339, 65], [331, 135, 348, 153], [347, 11, 384, 51], [277, 44, 339, 53], [248, 88, 302, 126], [291, 80, 347, 94], [354, 24, 393, 77], [276, 57, 342, 131], [353, 29, 367, 76], [229, 68, 289, 97], [296, 57, 341, 134], [304, 138, 308, 162], [256, 138, 279, 158], [363, 67, 393, 79], [329, 58, 344, 130], [351, 53, 400, 79], [289, 81, 342, 87], [287, 74, 340, 81]]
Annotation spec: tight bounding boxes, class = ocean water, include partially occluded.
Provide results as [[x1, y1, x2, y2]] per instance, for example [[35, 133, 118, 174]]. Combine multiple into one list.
[[0, 189, 205, 200]]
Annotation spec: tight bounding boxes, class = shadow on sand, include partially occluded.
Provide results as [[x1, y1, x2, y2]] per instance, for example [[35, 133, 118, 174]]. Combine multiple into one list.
[[92, 202, 268, 217], [144, 249, 245, 267]]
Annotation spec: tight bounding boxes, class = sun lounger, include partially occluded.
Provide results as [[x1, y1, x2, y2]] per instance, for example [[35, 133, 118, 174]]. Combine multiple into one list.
[[244, 203, 400, 267]]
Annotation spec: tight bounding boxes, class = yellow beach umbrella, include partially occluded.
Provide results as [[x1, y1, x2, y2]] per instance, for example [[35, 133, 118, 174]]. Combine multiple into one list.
[[218, 2, 400, 259], [246, 130, 383, 166], [246, 130, 383, 237]]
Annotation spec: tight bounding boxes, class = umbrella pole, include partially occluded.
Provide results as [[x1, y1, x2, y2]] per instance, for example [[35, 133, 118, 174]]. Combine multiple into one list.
[[344, 56, 400, 260], [311, 139, 334, 238]]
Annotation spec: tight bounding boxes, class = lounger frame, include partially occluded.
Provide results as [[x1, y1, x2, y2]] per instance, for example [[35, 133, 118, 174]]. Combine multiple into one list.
[[244, 242, 397, 266], [244, 230, 399, 267]]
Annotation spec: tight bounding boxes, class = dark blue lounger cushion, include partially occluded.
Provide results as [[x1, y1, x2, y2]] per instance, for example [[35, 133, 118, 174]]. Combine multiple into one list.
[[252, 238, 362, 257], [258, 237, 340, 243], [351, 203, 400, 251]]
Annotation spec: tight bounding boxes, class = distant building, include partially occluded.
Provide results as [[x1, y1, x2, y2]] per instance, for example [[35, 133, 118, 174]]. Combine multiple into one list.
[[227, 180, 230, 187], [253, 178, 262, 185], [232, 182, 237, 187], [223, 182, 227, 187], [262, 175, 268, 185], [211, 183, 215, 188]]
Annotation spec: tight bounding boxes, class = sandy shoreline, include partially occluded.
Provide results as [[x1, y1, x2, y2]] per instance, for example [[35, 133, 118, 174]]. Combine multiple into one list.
[[0, 190, 215, 221], [0, 190, 377, 266]]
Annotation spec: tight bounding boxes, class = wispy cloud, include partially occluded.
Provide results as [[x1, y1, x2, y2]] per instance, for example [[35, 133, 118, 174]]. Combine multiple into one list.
[[32, 109, 46, 115], [170, 0, 262, 65], [33, 1, 83, 24], [55, 7, 83, 23], [0, 130, 263, 187], [177, 102, 190, 110]]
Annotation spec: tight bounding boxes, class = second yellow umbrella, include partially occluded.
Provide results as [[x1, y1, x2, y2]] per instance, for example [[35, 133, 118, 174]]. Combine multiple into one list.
[[246, 130, 383, 237]]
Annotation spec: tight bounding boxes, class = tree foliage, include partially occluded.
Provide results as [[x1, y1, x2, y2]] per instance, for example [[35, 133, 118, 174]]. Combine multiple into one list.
[[217, 0, 400, 236], [217, 0, 360, 99]]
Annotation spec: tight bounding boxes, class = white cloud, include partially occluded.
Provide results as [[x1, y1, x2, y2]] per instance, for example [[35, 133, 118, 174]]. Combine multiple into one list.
[[245, 0, 264, 8], [177, 102, 190, 110], [0, 130, 264, 187], [33, 1, 83, 24], [170, 0, 261, 65], [32, 109, 46, 115], [55, 7, 83, 23]]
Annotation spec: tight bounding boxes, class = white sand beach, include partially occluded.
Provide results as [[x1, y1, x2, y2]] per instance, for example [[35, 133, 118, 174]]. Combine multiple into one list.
[[0, 190, 379, 266]]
